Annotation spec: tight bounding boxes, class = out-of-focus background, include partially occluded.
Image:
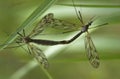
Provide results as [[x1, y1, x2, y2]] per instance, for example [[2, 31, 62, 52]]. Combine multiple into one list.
[[0, 0, 120, 79]]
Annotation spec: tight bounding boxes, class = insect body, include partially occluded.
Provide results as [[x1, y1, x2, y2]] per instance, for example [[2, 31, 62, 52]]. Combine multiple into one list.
[[71, 0, 106, 68]]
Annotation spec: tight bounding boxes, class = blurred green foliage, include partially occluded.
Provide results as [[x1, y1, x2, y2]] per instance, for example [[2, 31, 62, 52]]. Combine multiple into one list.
[[0, 0, 120, 79]]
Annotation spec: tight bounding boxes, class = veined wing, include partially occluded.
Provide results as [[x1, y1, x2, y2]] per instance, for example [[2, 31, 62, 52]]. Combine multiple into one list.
[[28, 13, 55, 37], [28, 44, 48, 68], [51, 18, 78, 31], [84, 32, 100, 68], [28, 13, 79, 37]]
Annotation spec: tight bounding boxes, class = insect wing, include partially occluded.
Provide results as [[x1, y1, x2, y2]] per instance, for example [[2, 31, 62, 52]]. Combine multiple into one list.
[[51, 18, 78, 31], [28, 13, 54, 37], [84, 32, 100, 68], [28, 13, 79, 36], [28, 44, 48, 68]]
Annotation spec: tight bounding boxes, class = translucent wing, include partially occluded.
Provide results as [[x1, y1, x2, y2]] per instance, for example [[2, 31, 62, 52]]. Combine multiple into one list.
[[28, 13, 79, 37], [51, 18, 78, 31], [28, 44, 48, 68], [28, 13, 55, 37], [84, 32, 100, 68]]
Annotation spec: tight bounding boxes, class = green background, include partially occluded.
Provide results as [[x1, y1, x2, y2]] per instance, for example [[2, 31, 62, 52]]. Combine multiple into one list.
[[0, 0, 120, 79]]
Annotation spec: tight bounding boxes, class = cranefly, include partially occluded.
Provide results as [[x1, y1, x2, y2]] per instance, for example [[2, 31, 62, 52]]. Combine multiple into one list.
[[71, 0, 108, 68], [7, 5, 107, 68], [16, 12, 98, 68]]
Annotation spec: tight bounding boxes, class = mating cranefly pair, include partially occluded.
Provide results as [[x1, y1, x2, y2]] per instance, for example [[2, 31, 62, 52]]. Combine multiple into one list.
[[16, 11, 107, 68], [4, 0, 107, 68]]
